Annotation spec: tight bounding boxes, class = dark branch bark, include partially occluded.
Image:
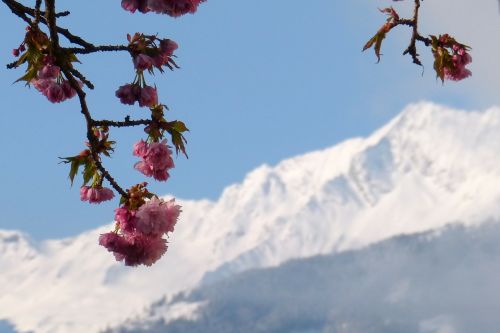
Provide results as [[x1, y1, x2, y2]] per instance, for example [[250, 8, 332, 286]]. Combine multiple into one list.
[[67, 67, 94, 89], [66, 45, 130, 55], [390, 0, 432, 66], [402, 0, 422, 65], [92, 118, 152, 128]]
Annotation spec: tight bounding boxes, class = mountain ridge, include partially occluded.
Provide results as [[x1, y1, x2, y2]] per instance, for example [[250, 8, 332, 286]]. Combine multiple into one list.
[[1, 102, 500, 333]]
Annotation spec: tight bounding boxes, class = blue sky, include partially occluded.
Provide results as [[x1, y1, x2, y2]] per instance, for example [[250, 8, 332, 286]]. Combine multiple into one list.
[[0, 0, 498, 239]]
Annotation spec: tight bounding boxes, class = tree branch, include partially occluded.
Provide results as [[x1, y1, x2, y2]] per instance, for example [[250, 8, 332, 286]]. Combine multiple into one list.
[[92, 118, 152, 128], [402, 0, 423, 65], [40, 0, 128, 198], [62, 66, 129, 198], [66, 45, 131, 55]]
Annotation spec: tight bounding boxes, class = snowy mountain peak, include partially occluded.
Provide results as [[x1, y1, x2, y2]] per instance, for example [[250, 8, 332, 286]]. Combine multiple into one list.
[[0, 230, 37, 262], [2, 102, 500, 333]]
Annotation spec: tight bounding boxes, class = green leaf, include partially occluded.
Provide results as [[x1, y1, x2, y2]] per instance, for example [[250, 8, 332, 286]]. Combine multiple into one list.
[[82, 162, 96, 186], [68, 53, 81, 64], [69, 160, 80, 186], [170, 121, 189, 133], [14, 52, 29, 68], [169, 130, 188, 158], [363, 28, 388, 63], [14, 67, 38, 84]]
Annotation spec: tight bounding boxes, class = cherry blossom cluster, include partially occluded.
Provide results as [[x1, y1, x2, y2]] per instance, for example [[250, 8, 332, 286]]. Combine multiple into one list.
[[134, 140, 175, 182], [31, 56, 79, 103], [80, 186, 115, 204], [99, 183, 181, 266], [431, 34, 472, 82], [116, 84, 158, 107], [11, 26, 80, 103], [446, 46, 472, 81], [115, 33, 178, 108], [129, 33, 179, 72], [4, 0, 204, 267], [121, 0, 206, 17], [363, 1, 472, 83]]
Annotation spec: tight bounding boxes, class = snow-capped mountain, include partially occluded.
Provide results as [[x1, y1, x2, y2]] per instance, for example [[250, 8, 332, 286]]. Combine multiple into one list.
[[110, 221, 500, 333], [1, 102, 500, 333]]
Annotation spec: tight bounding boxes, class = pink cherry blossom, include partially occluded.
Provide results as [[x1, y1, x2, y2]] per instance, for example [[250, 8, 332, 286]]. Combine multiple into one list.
[[135, 197, 181, 236], [133, 234, 168, 266], [134, 54, 154, 71], [147, 0, 206, 17], [134, 160, 154, 178], [138, 85, 158, 107], [152, 39, 179, 69], [121, 0, 139, 12], [100, 196, 181, 266], [38, 64, 61, 79], [45, 82, 66, 103], [99, 232, 130, 256], [133, 139, 148, 158], [444, 44, 472, 81], [115, 84, 138, 105], [30, 58, 80, 103], [61, 80, 77, 99], [99, 231, 168, 266], [160, 39, 178, 56], [133, 139, 174, 181], [121, 0, 149, 13], [116, 84, 157, 107], [147, 141, 174, 169], [115, 207, 137, 234], [32, 78, 52, 92], [152, 169, 169, 181], [80, 186, 115, 204]]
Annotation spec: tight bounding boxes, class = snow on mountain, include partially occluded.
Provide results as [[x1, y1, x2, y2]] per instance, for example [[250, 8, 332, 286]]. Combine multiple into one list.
[[110, 222, 500, 333], [1, 102, 500, 333]]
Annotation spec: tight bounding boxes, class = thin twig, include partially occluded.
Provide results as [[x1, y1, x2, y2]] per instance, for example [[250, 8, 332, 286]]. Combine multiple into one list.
[[402, 0, 422, 65], [3, 0, 94, 48], [34, 0, 42, 24], [92, 118, 152, 128], [66, 45, 130, 55], [2, 0, 33, 26], [68, 67, 94, 89]]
